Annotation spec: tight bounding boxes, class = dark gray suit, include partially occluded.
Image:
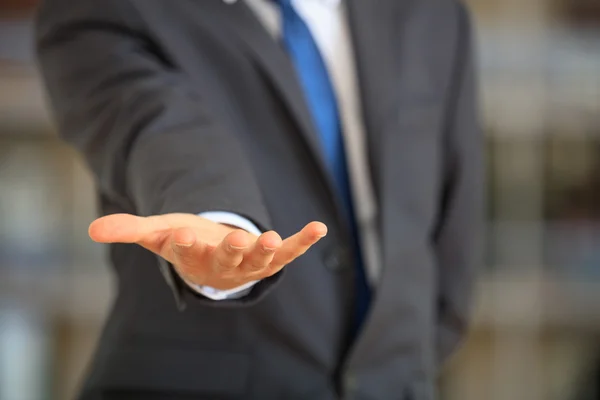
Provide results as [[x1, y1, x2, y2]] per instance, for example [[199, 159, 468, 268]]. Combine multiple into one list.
[[36, 0, 483, 398]]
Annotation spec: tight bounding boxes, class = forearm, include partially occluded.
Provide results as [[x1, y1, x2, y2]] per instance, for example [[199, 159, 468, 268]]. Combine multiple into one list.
[[36, 0, 271, 227], [126, 125, 270, 224], [36, 0, 276, 308]]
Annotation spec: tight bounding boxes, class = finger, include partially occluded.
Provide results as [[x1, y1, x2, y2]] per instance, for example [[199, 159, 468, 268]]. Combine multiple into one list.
[[170, 227, 209, 275], [211, 229, 252, 273], [240, 231, 282, 273], [89, 214, 170, 245], [269, 222, 327, 270], [169, 226, 199, 266]]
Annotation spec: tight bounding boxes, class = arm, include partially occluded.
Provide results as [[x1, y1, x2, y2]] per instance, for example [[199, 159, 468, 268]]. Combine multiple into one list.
[[36, 0, 325, 308], [36, 0, 269, 223], [433, 3, 484, 367]]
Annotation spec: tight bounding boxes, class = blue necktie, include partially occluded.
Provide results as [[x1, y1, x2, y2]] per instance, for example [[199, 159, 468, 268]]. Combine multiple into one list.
[[275, 0, 371, 333]]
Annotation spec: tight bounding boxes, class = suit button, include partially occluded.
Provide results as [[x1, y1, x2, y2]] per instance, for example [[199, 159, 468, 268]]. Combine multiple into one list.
[[323, 246, 351, 272]]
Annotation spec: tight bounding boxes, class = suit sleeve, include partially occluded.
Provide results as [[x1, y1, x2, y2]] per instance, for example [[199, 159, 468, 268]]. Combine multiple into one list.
[[35, 0, 281, 308], [433, 2, 484, 367]]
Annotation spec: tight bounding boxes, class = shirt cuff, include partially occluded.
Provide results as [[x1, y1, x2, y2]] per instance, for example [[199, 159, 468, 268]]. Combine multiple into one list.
[[199, 211, 263, 235], [185, 279, 259, 300], [176, 211, 263, 300]]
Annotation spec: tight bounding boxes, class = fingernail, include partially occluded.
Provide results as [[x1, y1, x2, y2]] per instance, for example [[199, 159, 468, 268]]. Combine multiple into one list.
[[262, 245, 276, 252], [175, 242, 193, 248], [229, 244, 246, 250]]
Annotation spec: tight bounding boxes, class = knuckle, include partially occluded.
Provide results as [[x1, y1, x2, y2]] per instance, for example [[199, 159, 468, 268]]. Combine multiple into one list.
[[258, 247, 275, 256], [224, 244, 243, 255], [263, 265, 282, 277], [216, 258, 238, 271], [246, 258, 267, 271], [213, 253, 236, 270]]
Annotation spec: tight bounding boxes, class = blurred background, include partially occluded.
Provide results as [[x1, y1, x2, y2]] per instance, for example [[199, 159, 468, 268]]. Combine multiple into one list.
[[0, 0, 599, 399]]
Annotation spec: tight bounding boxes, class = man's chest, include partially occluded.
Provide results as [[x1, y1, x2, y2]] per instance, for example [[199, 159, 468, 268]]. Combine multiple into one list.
[[134, 0, 458, 176]]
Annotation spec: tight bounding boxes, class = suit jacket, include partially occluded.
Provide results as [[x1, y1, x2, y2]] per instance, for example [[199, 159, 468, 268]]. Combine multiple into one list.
[[35, 0, 483, 399]]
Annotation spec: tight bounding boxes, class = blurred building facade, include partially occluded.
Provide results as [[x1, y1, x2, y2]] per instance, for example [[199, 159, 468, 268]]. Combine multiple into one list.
[[0, 0, 599, 399]]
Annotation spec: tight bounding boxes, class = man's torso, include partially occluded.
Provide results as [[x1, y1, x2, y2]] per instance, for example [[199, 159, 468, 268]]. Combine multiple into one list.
[[83, 1, 462, 399]]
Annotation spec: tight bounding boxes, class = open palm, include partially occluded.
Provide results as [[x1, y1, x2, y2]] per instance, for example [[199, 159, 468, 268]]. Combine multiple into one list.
[[88, 213, 327, 290]]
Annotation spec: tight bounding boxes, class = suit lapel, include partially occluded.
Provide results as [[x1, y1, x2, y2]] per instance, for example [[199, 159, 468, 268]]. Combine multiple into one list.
[[344, 0, 411, 365], [345, 0, 401, 202], [205, 0, 344, 210]]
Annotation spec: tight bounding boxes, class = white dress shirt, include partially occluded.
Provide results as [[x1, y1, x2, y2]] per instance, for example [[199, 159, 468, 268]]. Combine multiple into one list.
[[187, 0, 381, 300]]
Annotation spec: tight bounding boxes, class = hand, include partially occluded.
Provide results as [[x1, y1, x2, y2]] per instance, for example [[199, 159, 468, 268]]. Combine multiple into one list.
[[88, 213, 327, 290]]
